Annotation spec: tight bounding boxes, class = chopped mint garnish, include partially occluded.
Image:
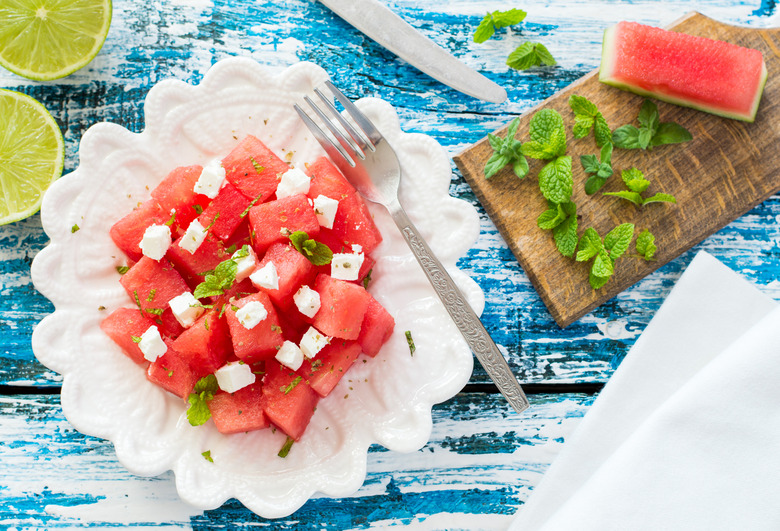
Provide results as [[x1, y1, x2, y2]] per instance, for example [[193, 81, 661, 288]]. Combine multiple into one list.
[[116, 265, 130, 275], [193, 256, 239, 299], [484, 117, 528, 180], [187, 375, 218, 426], [131, 336, 142, 343], [240, 193, 263, 218], [71, 224, 80, 233], [569, 94, 612, 147], [202, 450, 213, 462], [612, 99, 692, 150], [164, 210, 176, 227], [251, 157, 265, 174], [507, 41, 556, 70], [278, 436, 295, 458], [405, 330, 416, 356], [473, 9, 527, 43], [288, 231, 333, 266], [281, 376, 303, 395]]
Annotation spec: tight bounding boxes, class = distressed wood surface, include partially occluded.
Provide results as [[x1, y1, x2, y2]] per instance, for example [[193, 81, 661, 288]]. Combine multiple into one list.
[[456, 13, 780, 328], [0, 0, 779, 527]]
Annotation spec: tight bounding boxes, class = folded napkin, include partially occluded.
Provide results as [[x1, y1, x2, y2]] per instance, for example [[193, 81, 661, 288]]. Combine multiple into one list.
[[510, 251, 780, 531]]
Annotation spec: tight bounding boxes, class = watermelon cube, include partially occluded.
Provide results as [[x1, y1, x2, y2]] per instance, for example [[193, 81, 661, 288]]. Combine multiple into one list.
[[208, 382, 269, 434], [150, 165, 210, 234], [167, 231, 231, 288], [109, 199, 167, 262], [196, 182, 253, 242], [299, 340, 362, 397], [100, 307, 158, 365], [119, 256, 191, 318], [316, 228, 375, 283], [311, 274, 370, 340], [224, 292, 285, 363], [222, 135, 288, 201], [357, 295, 395, 357], [170, 310, 233, 378], [253, 242, 315, 308], [262, 360, 319, 441], [247, 194, 320, 254], [306, 157, 382, 254], [146, 340, 200, 400], [155, 308, 186, 339]]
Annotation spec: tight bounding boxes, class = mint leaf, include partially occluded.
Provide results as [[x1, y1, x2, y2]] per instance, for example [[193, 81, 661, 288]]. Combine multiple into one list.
[[585, 176, 607, 196], [473, 9, 527, 43], [528, 109, 566, 158], [569, 94, 599, 119], [592, 248, 615, 278], [580, 143, 613, 195], [278, 436, 295, 458], [593, 114, 612, 147], [289, 231, 333, 266], [202, 450, 214, 462], [637, 99, 660, 133], [604, 223, 634, 259], [636, 229, 657, 260], [576, 227, 602, 262], [553, 211, 578, 257], [484, 118, 528, 179], [650, 122, 693, 147], [187, 375, 218, 426], [612, 124, 641, 149], [193, 257, 238, 299], [589, 270, 612, 290], [507, 41, 556, 71], [579, 154, 600, 174], [538, 156, 573, 204], [621, 167, 650, 193], [603, 190, 644, 205], [642, 193, 677, 205], [536, 206, 566, 230]]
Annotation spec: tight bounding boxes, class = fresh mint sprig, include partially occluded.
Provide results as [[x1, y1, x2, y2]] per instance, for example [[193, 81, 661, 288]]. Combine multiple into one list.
[[484, 117, 529, 179], [604, 167, 677, 206], [569, 94, 611, 147], [580, 142, 614, 195], [473, 9, 527, 43], [576, 223, 635, 289], [192, 245, 251, 300], [537, 200, 578, 257], [522, 109, 572, 205], [507, 41, 556, 71], [187, 374, 218, 426], [288, 231, 333, 266], [612, 99, 692, 150]]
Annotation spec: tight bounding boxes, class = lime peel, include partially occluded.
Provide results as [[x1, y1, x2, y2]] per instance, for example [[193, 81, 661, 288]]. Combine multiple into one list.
[[0, 89, 64, 225]]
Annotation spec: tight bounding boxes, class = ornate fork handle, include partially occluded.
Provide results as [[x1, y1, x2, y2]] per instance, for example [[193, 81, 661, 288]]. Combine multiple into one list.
[[389, 202, 530, 413]]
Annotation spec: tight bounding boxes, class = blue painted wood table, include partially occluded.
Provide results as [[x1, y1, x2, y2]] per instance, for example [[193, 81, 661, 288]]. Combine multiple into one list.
[[1, 0, 778, 528]]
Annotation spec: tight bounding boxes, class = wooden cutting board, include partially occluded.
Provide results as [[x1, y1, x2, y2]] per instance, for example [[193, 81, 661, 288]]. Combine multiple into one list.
[[454, 12, 780, 328]]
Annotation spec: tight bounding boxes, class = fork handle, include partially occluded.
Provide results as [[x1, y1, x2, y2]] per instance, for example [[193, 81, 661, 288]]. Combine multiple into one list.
[[389, 205, 530, 414]]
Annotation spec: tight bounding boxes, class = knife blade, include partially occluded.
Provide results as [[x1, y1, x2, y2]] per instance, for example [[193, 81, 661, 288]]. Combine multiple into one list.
[[318, 0, 507, 103]]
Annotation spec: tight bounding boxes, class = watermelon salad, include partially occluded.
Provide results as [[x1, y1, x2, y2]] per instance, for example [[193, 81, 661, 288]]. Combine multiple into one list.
[[100, 134, 395, 445]]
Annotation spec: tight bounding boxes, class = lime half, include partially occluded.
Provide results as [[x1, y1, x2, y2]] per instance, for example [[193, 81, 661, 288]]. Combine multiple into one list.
[[0, 89, 64, 225], [0, 0, 112, 81]]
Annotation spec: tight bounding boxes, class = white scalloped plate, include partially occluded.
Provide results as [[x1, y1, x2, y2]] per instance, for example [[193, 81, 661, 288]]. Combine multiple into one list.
[[30, 58, 481, 517]]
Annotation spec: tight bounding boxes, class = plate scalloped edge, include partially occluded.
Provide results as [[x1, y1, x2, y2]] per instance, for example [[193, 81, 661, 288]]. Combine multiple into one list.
[[30, 57, 481, 518]]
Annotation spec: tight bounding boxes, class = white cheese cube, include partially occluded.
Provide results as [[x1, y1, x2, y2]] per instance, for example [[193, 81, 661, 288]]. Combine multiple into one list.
[[293, 285, 321, 318], [168, 291, 205, 328], [275, 167, 311, 199], [235, 300, 268, 330], [299, 326, 330, 358], [139, 224, 171, 261], [215, 361, 256, 393], [232, 246, 258, 282], [312, 194, 339, 229], [331, 251, 365, 281], [138, 325, 167, 362], [275, 340, 304, 371], [351, 244, 362, 253], [193, 159, 226, 199], [179, 219, 207, 254], [249, 261, 279, 291]]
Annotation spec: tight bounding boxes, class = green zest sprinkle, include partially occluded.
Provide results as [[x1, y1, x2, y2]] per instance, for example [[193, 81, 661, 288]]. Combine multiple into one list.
[[131, 336, 142, 343], [240, 194, 263, 218], [362, 268, 373, 290], [187, 375, 218, 426], [145, 307, 164, 316], [146, 289, 157, 302], [193, 204, 204, 215], [164, 210, 176, 226], [116, 265, 130, 275], [204, 213, 220, 231], [278, 436, 294, 458], [281, 376, 302, 395], [71, 224, 80, 233], [405, 330, 416, 356], [251, 157, 265, 174], [201, 450, 213, 463]]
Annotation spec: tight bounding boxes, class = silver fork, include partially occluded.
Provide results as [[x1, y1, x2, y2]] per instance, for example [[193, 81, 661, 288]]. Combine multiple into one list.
[[294, 81, 529, 414]]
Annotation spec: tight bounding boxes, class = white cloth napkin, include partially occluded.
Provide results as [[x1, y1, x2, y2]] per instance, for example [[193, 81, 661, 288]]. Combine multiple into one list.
[[510, 250, 780, 531]]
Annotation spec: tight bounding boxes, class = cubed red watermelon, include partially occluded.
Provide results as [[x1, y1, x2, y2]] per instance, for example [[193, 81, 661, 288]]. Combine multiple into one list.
[[119, 256, 191, 318], [100, 307, 158, 365], [109, 199, 167, 262], [262, 360, 319, 441], [311, 274, 370, 340], [170, 310, 233, 378], [166, 232, 231, 288], [196, 182, 253, 242], [299, 340, 362, 397], [224, 292, 285, 363], [253, 242, 315, 308], [208, 382, 269, 434], [150, 165, 211, 234], [146, 340, 200, 400], [357, 295, 395, 357], [222, 135, 288, 200], [247, 194, 320, 254]]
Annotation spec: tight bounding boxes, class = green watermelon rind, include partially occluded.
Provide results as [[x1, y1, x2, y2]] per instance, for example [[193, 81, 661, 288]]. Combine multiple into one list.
[[598, 23, 768, 123]]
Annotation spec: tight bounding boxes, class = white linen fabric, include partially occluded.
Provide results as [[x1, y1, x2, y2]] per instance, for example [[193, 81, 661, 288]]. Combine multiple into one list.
[[510, 250, 779, 531]]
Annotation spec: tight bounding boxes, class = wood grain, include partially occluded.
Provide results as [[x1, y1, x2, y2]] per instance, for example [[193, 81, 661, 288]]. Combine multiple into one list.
[[454, 12, 780, 328]]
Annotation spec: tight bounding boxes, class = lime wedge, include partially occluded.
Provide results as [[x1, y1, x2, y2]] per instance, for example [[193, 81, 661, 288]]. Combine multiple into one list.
[[0, 0, 112, 81], [0, 89, 64, 225]]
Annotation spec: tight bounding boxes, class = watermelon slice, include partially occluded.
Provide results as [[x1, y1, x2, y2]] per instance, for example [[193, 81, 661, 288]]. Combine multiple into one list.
[[599, 21, 767, 122]]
